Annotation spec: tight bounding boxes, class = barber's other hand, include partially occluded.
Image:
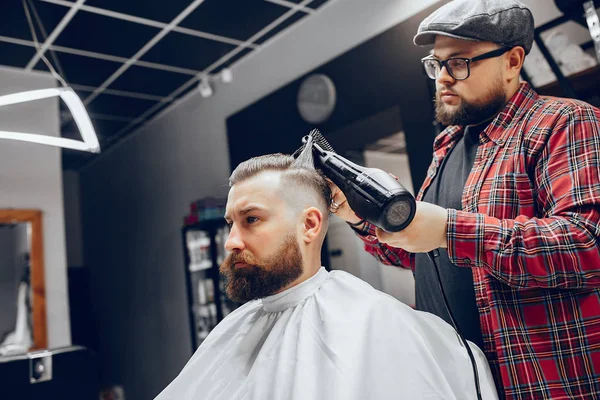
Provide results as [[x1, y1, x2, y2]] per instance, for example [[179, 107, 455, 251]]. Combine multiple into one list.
[[327, 179, 363, 224], [375, 201, 448, 253]]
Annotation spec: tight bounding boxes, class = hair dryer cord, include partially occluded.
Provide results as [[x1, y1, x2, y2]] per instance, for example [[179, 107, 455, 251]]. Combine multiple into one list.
[[427, 249, 482, 400]]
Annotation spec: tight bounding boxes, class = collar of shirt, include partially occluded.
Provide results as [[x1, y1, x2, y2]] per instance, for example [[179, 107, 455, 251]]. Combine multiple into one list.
[[432, 82, 539, 156]]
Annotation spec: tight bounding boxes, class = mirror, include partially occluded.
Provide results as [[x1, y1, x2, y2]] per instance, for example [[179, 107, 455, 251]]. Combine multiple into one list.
[[0, 210, 46, 356]]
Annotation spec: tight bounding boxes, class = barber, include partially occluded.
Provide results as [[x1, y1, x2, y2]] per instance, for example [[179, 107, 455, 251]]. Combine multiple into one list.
[[329, 1, 600, 399]]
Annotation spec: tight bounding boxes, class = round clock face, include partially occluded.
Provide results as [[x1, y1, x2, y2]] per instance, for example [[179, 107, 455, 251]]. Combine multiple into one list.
[[297, 74, 337, 124]]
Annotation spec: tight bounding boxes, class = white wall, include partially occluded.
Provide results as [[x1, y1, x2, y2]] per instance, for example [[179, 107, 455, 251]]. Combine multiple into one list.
[[79, 0, 441, 398], [0, 66, 70, 348]]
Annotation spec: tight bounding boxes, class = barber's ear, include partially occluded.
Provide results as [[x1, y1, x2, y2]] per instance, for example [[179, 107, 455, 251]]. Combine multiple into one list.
[[302, 207, 323, 243], [506, 46, 525, 80]]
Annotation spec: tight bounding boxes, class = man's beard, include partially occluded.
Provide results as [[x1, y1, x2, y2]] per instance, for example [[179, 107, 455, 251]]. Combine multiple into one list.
[[219, 233, 303, 303], [435, 80, 507, 126]]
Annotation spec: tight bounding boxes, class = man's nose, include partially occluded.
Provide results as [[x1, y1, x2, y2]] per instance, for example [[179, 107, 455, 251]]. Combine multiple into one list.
[[436, 65, 455, 86], [225, 225, 244, 252]]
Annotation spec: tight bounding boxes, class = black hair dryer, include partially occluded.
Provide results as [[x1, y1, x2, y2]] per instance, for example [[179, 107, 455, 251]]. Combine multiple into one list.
[[295, 130, 416, 232]]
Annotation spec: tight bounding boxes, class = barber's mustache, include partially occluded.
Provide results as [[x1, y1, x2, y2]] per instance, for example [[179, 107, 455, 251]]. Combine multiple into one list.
[[437, 87, 459, 96]]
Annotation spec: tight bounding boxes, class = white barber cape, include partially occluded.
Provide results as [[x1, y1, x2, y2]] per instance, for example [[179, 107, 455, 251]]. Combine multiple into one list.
[[156, 268, 498, 400]]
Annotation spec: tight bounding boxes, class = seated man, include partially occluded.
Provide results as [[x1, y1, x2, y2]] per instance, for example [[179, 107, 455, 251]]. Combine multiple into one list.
[[156, 154, 498, 400]]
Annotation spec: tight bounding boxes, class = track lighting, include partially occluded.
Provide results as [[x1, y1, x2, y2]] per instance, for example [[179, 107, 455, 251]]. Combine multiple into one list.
[[198, 77, 213, 98], [221, 68, 233, 84]]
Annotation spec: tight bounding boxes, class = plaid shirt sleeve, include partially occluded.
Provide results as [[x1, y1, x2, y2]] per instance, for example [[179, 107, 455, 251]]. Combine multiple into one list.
[[447, 103, 600, 289], [351, 222, 414, 270]]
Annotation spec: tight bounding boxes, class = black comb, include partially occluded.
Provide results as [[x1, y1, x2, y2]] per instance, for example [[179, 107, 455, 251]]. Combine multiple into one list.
[[292, 129, 335, 158]]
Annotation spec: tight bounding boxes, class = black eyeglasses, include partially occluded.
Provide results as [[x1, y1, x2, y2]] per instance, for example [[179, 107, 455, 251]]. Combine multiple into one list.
[[421, 47, 512, 80]]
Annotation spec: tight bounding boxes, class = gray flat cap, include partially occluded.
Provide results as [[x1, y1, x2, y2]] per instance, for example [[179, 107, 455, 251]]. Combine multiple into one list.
[[414, 0, 535, 54]]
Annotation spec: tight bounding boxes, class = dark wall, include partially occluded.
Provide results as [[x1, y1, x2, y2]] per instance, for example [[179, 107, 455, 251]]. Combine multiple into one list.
[[227, 4, 444, 190]]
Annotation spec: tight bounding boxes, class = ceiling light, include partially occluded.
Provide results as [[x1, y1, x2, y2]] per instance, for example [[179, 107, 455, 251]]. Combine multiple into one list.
[[2, 0, 101, 153], [198, 78, 213, 98], [221, 68, 233, 84], [0, 88, 101, 153]]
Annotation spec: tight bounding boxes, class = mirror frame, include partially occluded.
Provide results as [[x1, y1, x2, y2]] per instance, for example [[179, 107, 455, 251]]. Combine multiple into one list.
[[0, 209, 47, 350]]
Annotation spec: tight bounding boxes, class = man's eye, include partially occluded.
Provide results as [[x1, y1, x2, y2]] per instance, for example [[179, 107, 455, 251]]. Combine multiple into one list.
[[246, 216, 259, 224], [225, 221, 233, 228]]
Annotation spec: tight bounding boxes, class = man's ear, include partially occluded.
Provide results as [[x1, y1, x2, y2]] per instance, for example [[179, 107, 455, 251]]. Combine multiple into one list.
[[302, 207, 324, 243], [506, 46, 525, 81]]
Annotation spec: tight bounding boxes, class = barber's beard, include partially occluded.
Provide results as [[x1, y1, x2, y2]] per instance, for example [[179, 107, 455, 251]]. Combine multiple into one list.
[[435, 79, 507, 126], [219, 234, 303, 304]]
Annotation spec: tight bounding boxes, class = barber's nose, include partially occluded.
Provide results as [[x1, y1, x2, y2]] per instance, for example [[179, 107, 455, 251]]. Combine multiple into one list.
[[436, 65, 455, 86], [225, 225, 245, 252]]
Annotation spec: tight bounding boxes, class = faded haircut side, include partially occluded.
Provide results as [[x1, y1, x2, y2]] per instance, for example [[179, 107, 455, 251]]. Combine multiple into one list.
[[229, 153, 332, 216]]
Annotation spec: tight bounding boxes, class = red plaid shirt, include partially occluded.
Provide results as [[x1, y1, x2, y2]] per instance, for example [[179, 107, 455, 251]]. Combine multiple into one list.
[[355, 83, 600, 399]]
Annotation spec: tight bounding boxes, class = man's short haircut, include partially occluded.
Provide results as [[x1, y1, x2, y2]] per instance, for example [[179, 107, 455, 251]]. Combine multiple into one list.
[[229, 153, 332, 215]]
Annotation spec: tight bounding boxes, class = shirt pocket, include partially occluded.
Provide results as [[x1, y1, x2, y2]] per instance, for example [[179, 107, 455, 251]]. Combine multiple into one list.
[[478, 172, 536, 219]]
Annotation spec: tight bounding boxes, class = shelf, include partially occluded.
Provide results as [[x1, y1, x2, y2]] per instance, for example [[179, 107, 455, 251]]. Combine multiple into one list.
[[536, 65, 600, 102], [189, 260, 213, 272]]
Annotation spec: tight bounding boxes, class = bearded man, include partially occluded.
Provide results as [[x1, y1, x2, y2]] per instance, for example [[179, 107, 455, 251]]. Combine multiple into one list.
[[155, 154, 498, 400]]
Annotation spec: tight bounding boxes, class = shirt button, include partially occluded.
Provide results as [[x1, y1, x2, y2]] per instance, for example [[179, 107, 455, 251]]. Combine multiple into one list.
[[463, 258, 471, 264]]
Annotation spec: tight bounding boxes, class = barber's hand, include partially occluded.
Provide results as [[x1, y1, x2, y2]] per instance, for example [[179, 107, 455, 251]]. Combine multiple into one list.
[[327, 180, 363, 224], [375, 201, 448, 253]]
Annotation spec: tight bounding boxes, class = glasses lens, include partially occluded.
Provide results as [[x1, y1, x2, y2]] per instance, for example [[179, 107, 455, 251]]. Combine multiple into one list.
[[447, 59, 468, 80], [422, 59, 439, 80]]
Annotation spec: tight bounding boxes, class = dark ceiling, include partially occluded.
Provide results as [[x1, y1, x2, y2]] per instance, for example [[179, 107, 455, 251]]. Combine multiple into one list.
[[0, 0, 331, 169]]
